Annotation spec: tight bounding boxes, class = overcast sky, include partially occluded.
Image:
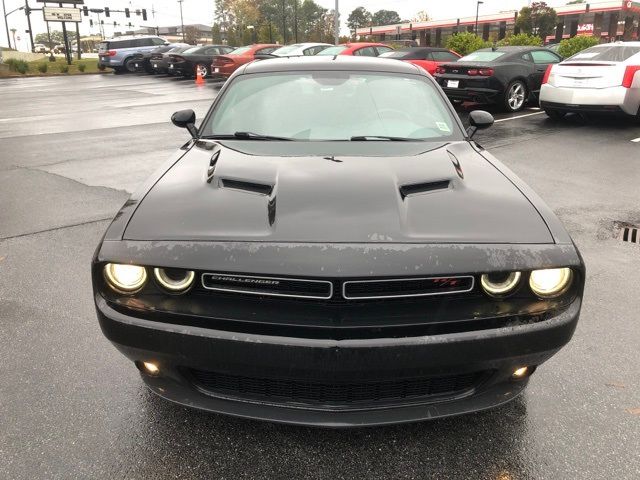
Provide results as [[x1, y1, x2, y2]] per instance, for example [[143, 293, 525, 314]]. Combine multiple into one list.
[[2, 0, 538, 50]]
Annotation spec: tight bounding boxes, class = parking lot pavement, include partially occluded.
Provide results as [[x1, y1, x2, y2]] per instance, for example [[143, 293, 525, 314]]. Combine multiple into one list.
[[1, 74, 639, 479]]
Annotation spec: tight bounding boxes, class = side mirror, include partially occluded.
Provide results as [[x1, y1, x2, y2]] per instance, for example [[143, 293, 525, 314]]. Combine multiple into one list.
[[466, 110, 494, 138], [171, 109, 198, 139]]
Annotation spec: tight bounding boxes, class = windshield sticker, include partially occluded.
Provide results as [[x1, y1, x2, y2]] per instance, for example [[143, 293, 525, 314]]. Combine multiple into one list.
[[436, 122, 451, 132]]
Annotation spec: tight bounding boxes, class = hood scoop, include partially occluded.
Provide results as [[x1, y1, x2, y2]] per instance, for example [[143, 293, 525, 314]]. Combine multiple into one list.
[[205, 147, 221, 184], [220, 178, 274, 196], [399, 180, 450, 200]]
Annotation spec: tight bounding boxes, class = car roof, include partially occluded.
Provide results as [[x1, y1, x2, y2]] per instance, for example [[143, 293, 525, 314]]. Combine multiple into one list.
[[342, 42, 387, 48], [475, 46, 545, 53], [242, 56, 424, 75], [103, 35, 162, 41]]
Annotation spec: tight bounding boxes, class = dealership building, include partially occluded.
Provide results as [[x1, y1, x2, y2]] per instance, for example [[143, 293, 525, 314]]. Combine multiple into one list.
[[356, 1, 640, 46]]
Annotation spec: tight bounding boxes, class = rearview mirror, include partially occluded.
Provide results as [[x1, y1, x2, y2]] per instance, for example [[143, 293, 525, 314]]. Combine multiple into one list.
[[171, 109, 198, 139], [467, 110, 494, 138]]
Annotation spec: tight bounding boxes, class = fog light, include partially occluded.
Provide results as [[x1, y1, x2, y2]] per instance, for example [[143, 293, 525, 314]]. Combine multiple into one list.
[[142, 361, 160, 376], [512, 366, 529, 379]]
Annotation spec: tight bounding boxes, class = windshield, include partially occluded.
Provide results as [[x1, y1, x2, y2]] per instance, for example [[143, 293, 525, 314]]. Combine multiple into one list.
[[459, 51, 505, 62], [229, 46, 253, 55], [272, 44, 303, 55], [317, 46, 348, 56], [202, 72, 460, 141], [182, 47, 202, 54], [568, 45, 640, 62]]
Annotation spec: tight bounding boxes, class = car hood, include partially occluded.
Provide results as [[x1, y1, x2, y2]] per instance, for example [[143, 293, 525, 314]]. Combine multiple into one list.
[[123, 141, 553, 244]]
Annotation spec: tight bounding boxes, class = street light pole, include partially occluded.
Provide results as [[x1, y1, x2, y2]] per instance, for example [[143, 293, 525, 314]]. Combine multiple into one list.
[[178, 0, 185, 42], [3, 5, 25, 50], [1, 0, 10, 49], [334, 0, 339, 45], [475, 1, 484, 36]]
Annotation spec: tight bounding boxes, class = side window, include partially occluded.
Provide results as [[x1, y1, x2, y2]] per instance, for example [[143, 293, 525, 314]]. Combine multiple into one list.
[[204, 47, 217, 55], [152, 38, 165, 46], [303, 47, 316, 56], [257, 47, 277, 54], [376, 46, 394, 56], [531, 50, 561, 64], [136, 38, 154, 47], [432, 51, 459, 62], [521, 53, 532, 62], [354, 47, 377, 56]]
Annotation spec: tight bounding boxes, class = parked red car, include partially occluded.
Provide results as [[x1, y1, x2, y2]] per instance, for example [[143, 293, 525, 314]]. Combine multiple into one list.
[[316, 42, 394, 57], [379, 47, 461, 75], [211, 44, 280, 79]]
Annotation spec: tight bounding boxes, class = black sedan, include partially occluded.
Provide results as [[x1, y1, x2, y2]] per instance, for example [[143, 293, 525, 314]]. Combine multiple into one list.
[[149, 45, 192, 75], [167, 45, 235, 78], [434, 46, 562, 111], [92, 56, 584, 427], [132, 43, 190, 73]]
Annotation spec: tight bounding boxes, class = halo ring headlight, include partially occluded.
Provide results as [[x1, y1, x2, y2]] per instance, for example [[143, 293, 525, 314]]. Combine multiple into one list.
[[529, 268, 573, 298], [104, 263, 147, 293], [153, 268, 195, 293], [480, 271, 522, 297]]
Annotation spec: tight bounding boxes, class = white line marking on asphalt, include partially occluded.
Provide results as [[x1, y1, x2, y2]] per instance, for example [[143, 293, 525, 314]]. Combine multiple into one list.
[[494, 111, 545, 123], [631, 137, 640, 143]]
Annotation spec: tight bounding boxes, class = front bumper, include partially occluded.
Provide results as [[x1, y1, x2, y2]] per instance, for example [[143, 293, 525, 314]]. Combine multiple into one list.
[[540, 84, 640, 116], [441, 86, 501, 104], [96, 295, 580, 427]]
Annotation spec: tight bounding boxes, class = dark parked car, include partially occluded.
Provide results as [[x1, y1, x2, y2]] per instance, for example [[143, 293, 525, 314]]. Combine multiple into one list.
[[148, 45, 192, 75], [167, 45, 235, 78], [379, 47, 461, 75], [132, 43, 189, 73], [434, 46, 562, 111], [93, 56, 584, 427]]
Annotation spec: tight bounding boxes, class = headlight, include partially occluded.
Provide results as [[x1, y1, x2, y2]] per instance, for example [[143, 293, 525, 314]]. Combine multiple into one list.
[[104, 263, 147, 293], [529, 268, 573, 298], [480, 271, 521, 297], [153, 267, 195, 293]]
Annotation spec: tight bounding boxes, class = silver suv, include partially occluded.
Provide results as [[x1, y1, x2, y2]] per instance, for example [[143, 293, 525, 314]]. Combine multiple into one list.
[[98, 36, 167, 73]]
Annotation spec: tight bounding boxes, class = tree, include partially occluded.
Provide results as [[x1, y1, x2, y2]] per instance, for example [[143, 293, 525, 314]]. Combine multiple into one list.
[[298, 0, 328, 42], [184, 26, 200, 45], [557, 35, 599, 58], [445, 32, 491, 56], [516, 2, 557, 40], [497, 33, 543, 46], [413, 10, 430, 23], [566, 0, 584, 4], [35, 31, 64, 48], [347, 7, 371, 35], [371, 9, 401, 26]]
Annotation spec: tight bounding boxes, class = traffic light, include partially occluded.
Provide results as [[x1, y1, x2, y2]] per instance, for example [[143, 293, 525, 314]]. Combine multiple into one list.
[[104, 7, 110, 17], [142, 9, 147, 21], [125, 8, 130, 18], [90, 19, 93, 26], [82, 6, 88, 16]]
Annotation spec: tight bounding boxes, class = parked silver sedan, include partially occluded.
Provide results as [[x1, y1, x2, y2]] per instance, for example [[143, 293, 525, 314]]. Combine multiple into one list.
[[540, 41, 640, 120], [270, 42, 332, 57]]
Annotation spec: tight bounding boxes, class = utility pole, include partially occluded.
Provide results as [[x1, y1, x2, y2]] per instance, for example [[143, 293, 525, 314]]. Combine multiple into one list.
[[178, 0, 185, 42], [293, 0, 297, 42], [334, 0, 339, 45], [281, 0, 286, 44]]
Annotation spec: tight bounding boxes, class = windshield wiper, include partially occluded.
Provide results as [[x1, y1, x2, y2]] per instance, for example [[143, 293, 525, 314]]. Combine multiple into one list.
[[350, 135, 413, 141], [202, 132, 294, 141]]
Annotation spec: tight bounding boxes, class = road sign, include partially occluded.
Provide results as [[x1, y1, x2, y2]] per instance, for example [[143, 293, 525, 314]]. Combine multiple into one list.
[[43, 7, 82, 23]]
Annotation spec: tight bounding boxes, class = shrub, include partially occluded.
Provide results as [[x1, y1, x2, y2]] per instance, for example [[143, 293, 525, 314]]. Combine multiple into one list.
[[445, 32, 491, 57], [497, 33, 542, 47], [557, 36, 600, 59], [4, 58, 28, 73], [78, 63, 86, 72], [59, 64, 69, 74], [37, 63, 48, 73]]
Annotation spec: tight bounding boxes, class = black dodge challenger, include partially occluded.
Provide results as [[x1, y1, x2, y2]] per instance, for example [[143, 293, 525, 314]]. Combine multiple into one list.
[[93, 56, 584, 427], [434, 46, 562, 112]]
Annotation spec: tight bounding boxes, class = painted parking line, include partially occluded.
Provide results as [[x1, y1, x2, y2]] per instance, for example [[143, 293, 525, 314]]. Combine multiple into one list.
[[494, 111, 545, 123], [631, 137, 640, 143]]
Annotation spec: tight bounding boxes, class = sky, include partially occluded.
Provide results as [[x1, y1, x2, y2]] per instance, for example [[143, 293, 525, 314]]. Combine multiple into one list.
[[1, 0, 540, 50]]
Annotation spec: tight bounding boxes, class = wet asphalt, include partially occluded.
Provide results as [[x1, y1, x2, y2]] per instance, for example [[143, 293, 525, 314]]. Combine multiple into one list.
[[0, 73, 639, 479]]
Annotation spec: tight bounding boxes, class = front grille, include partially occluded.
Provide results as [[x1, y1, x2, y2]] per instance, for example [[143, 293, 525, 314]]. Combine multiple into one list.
[[189, 369, 486, 408], [201, 273, 333, 299], [343, 276, 474, 300]]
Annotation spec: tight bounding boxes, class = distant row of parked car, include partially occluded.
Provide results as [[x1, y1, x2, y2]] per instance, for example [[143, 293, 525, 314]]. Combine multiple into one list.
[[98, 35, 640, 121]]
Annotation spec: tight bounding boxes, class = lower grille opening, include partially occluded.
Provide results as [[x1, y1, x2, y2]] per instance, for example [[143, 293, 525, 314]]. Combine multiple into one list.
[[188, 369, 488, 408]]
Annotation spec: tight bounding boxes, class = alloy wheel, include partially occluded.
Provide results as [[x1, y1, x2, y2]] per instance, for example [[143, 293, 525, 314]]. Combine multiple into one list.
[[196, 64, 208, 78], [507, 82, 526, 111]]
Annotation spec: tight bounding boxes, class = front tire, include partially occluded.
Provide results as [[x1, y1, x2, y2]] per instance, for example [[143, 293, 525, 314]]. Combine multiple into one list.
[[124, 57, 138, 73], [503, 80, 527, 112], [545, 109, 566, 120]]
